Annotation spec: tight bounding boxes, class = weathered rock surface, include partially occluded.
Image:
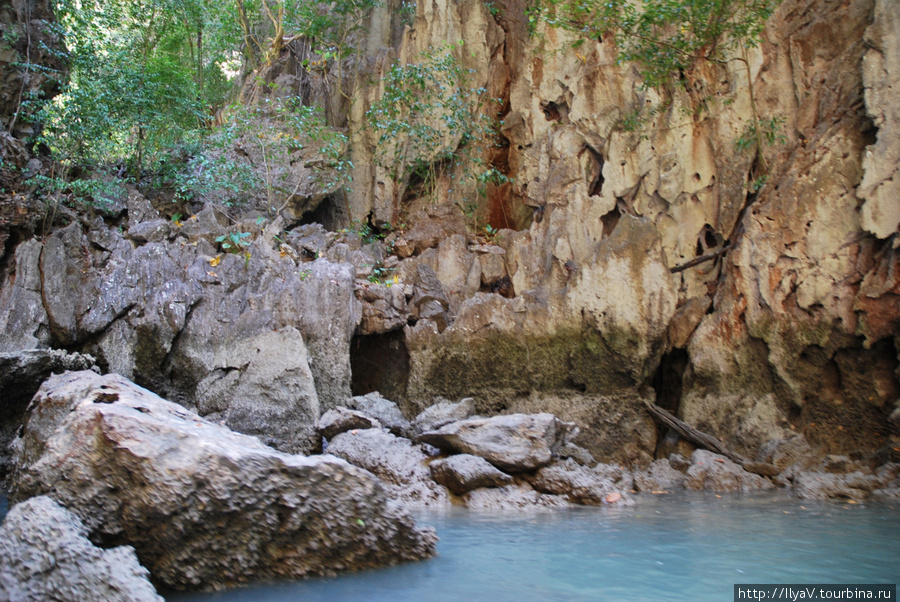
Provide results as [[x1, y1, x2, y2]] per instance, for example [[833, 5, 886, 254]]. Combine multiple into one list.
[[345, 392, 411, 436], [463, 484, 572, 511], [528, 460, 631, 505], [0, 217, 361, 453], [419, 413, 576, 472], [9, 371, 437, 591], [429, 454, 513, 495], [327, 428, 450, 507], [633, 458, 689, 492], [318, 406, 382, 441], [792, 460, 900, 500], [0, 496, 162, 602], [684, 450, 776, 493], [858, 0, 900, 238], [411, 397, 476, 437], [0, 349, 96, 475]]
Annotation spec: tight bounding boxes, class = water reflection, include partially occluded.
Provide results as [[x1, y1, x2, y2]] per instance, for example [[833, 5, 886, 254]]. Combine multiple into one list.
[[170, 492, 899, 602]]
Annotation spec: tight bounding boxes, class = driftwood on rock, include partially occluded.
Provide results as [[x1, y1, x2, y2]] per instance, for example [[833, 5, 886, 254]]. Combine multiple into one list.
[[643, 400, 748, 465]]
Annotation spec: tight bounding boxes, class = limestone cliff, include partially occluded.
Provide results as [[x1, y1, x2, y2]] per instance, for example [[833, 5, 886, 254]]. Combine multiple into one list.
[[339, 0, 899, 465], [0, 0, 897, 469]]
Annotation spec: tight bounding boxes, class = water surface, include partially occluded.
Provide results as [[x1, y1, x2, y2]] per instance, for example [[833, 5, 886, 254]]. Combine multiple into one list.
[[172, 492, 900, 601]]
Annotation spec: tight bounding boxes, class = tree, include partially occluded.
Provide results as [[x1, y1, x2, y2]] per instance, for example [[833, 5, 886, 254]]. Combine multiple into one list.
[[538, 0, 780, 174]]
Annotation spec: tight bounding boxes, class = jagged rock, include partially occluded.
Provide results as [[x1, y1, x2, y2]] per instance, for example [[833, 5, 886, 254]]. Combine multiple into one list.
[[125, 189, 159, 225], [684, 450, 775, 493], [463, 484, 572, 510], [318, 407, 381, 441], [0, 496, 162, 602], [176, 203, 226, 243], [858, 0, 900, 238], [528, 460, 631, 505], [633, 458, 688, 492], [429, 454, 513, 495], [192, 327, 321, 454], [794, 471, 882, 500], [555, 442, 596, 466], [0, 217, 361, 454], [327, 428, 449, 507], [411, 397, 476, 437], [0, 349, 97, 476], [410, 263, 450, 328], [346, 392, 411, 436], [668, 453, 692, 472], [358, 283, 408, 335], [419, 413, 577, 473], [127, 218, 171, 243], [475, 245, 507, 286], [9, 371, 437, 591]]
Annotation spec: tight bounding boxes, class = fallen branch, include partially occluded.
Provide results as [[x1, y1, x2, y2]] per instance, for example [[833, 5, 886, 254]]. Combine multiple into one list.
[[642, 400, 747, 464], [669, 245, 730, 274]]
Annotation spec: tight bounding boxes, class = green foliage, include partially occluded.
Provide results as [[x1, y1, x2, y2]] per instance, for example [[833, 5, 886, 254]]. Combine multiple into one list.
[[735, 115, 786, 151], [27, 172, 125, 211], [537, 0, 779, 89], [366, 44, 498, 215], [154, 95, 350, 209], [37, 0, 237, 183], [216, 230, 251, 252]]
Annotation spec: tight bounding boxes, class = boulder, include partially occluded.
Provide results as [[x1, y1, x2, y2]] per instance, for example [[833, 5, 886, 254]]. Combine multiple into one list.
[[411, 397, 476, 437], [9, 371, 437, 591], [684, 450, 775, 493], [528, 460, 631, 505], [418, 413, 576, 473], [127, 219, 171, 243], [0, 496, 162, 602], [0, 349, 96, 475], [327, 428, 449, 507], [793, 462, 900, 500], [429, 454, 513, 495], [318, 407, 382, 441], [633, 458, 688, 492], [345, 392, 411, 436], [463, 484, 571, 510]]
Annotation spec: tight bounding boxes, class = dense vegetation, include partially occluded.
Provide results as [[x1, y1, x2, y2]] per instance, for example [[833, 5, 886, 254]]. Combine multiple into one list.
[[15, 0, 779, 215]]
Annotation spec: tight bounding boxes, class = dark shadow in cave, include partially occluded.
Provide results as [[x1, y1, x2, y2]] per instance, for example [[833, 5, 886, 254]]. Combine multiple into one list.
[[350, 330, 410, 403]]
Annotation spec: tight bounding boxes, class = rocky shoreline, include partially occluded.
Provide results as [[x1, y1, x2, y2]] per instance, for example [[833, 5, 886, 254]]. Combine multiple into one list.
[[2, 368, 897, 597]]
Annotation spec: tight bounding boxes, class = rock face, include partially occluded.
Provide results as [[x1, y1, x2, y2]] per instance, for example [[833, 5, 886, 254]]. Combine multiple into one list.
[[419, 413, 576, 472], [9, 371, 437, 591], [0, 496, 162, 602], [633, 458, 689, 492], [0, 217, 361, 453]]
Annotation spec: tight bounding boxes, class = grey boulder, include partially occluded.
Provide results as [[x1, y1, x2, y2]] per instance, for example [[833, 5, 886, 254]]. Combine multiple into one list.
[[684, 450, 775, 493], [411, 397, 476, 437], [9, 371, 437, 591], [346, 392, 411, 436], [528, 460, 631, 505], [318, 406, 382, 441], [418, 413, 576, 472], [0, 496, 162, 602], [327, 428, 449, 507], [429, 454, 513, 495]]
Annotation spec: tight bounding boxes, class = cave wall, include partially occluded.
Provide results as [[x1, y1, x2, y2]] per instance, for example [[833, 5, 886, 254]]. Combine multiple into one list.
[[341, 0, 899, 464]]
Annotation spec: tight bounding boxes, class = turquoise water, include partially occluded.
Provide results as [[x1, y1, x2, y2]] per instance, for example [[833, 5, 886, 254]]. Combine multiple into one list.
[[170, 492, 899, 602]]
